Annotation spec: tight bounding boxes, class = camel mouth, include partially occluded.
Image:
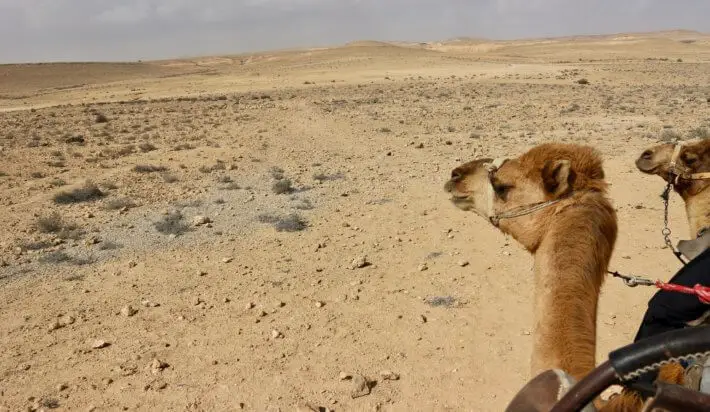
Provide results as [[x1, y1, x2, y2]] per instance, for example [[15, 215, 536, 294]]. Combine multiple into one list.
[[635, 158, 661, 175]]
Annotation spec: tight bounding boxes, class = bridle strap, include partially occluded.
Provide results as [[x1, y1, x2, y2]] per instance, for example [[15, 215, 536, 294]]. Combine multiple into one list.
[[486, 158, 508, 219], [485, 158, 563, 227], [490, 199, 563, 226]]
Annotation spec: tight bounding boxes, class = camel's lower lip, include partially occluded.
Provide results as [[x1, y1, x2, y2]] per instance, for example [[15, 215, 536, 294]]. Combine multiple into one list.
[[450, 193, 470, 200], [635, 161, 659, 174]]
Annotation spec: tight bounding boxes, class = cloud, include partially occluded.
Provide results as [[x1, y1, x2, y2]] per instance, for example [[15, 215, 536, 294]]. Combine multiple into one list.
[[0, 0, 707, 63]]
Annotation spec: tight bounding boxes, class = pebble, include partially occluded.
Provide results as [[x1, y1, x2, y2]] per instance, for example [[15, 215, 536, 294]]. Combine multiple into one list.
[[419, 315, 428, 323], [315, 301, 324, 308], [379, 370, 400, 381], [417, 263, 428, 271], [296, 404, 329, 412], [350, 374, 371, 398], [120, 305, 137, 317], [457, 260, 469, 267], [245, 302, 255, 310], [141, 300, 160, 308], [222, 257, 233, 263], [57, 383, 68, 391], [48, 315, 75, 332], [91, 340, 109, 349], [198, 270, 208, 276], [349, 256, 369, 269], [271, 330, 284, 339], [339, 371, 352, 380], [193, 216, 211, 226], [128, 260, 137, 268], [192, 297, 203, 306], [151, 359, 169, 374]]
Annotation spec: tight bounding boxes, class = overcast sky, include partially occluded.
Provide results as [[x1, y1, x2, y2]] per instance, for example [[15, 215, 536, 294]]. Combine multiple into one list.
[[0, 0, 708, 64]]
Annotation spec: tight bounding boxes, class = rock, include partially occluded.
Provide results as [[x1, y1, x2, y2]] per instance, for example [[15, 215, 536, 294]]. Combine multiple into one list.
[[198, 270, 208, 277], [222, 257, 233, 263], [457, 260, 469, 267], [350, 374, 371, 398], [419, 314, 428, 323], [349, 256, 369, 269], [192, 216, 211, 226], [128, 260, 137, 268], [315, 301, 324, 308], [56, 383, 68, 391], [380, 370, 400, 380], [339, 371, 352, 380], [296, 403, 326, 412], [48, 315, 75, 332], [48, 320, 64, 332], [245, 302, 255, 310], [141, 300, 160, 308], [271, 330, 283, 339], [91, 340, 109, 349], [151, 359, 169, 374], [417, 263, 428, 271], [120, 305, 137, 317]]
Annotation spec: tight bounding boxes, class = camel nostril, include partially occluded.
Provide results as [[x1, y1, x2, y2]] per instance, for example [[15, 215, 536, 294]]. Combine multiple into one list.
[[451, 169, 463, 182], [641, 150, 653, 160]]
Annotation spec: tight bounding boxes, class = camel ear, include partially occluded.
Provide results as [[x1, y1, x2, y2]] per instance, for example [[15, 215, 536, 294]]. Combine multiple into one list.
[[541, 160, 574, 196]]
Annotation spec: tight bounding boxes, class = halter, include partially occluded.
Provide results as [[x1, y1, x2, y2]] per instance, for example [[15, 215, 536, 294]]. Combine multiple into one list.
[[485, 158, 563, 227], [668, 142, 710, 184], [661, 142, 710, 265]]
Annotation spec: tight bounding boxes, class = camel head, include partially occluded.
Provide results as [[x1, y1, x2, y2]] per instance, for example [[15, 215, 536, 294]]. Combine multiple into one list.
[[636, 139, 710, 197], [444, 143, 608, 250], [637, 139, 710, 237]]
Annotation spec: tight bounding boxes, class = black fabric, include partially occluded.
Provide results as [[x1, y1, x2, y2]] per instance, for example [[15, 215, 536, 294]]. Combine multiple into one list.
[[629, 247, 710, 384]]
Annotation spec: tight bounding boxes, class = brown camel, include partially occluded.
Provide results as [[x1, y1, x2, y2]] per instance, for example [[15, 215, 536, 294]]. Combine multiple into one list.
[[636, 138, 710, 244], [444, 143, 617, 393]]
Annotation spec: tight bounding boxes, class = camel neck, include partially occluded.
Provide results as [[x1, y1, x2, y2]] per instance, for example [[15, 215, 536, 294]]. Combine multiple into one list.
[[528, 201, 615, 382], [684, 189, 710, 238]]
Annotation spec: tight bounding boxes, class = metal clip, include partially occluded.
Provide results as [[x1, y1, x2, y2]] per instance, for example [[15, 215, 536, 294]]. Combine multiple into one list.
[[624, 276, 655, 287]]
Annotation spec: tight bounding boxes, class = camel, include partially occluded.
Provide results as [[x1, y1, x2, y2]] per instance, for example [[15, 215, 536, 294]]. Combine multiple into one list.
[[444, 143, 618, 409], [635, 138, 710, 391], [636, 139, 710, 244]]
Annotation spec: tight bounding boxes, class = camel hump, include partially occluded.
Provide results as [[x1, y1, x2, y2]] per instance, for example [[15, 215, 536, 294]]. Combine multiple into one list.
[[504, 369, 597, 412]]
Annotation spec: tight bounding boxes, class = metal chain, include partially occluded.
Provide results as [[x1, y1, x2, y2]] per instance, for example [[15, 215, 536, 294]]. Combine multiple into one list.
[[661, 181, 674, 249], [660, 180, 687, 266]]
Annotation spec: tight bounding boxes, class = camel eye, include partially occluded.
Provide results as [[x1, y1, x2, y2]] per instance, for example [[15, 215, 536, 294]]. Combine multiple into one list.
[[493, 184, 512, 199], [683, 153, 698, 166]]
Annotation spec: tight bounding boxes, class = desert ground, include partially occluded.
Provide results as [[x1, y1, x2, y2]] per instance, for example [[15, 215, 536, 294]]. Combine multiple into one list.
[[1, 30, 710, 412]]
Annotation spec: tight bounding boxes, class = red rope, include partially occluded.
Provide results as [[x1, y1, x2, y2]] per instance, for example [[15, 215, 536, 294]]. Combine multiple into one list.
[[655, 281, 710, 304]]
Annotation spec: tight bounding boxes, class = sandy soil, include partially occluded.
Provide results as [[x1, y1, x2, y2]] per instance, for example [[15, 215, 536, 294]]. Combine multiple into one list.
[[1, 30, 710, 412]]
